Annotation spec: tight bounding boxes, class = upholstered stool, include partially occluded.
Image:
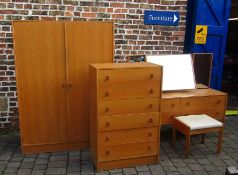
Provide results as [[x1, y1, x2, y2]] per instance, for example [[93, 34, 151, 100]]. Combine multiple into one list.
[[172, 114, 224, 158]]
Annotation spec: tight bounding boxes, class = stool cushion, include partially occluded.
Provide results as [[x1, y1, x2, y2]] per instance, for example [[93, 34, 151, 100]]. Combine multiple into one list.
[[175, 114, 223, 130]]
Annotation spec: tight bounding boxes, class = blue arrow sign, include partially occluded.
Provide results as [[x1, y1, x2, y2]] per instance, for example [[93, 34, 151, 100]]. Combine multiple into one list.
[[144, 10, 180, 26]]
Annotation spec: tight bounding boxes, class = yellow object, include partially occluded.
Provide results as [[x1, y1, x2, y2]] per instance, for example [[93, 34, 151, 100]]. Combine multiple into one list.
[[226, 110, 238, 116], [195, 25, 208, 44]]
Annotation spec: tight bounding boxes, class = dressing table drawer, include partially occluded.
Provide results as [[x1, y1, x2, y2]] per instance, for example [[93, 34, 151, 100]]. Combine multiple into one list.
[[161, 98, 180, 112], [181, 96, 226, 110]]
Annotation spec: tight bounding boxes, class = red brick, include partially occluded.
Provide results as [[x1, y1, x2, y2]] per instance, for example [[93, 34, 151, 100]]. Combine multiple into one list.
[[65, 11, 73, 16], [15, 4, 23, 9], [99, 8, 106, 13], [126, 3, 139, 8], [173, 31, 185, 36], [148, 0, 160, 4], [107, 8, 113, 13], [13, 0, 28, 2], [0, 10, 15, 14], [82, 13, 96, 18], [112, 14, 125, 19], [110, 3, 125, 8], [24, 4, 32, 9], [67, 5, 74, 11], [0, 44, 6, 48]]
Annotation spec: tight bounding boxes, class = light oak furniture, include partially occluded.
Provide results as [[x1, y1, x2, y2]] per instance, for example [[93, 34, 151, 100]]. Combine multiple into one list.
[[89, 63, 163, 171], [172, 114, 223, 158], [13, 21, 114, 153], [161, 88, 227, 125]]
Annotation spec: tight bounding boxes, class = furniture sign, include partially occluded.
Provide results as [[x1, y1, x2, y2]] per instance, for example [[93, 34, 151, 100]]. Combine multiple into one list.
[[144, 10, 179, 26]]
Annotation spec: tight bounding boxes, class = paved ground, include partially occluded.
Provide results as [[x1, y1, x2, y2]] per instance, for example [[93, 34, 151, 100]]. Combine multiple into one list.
[[1, 116, 238, 175]]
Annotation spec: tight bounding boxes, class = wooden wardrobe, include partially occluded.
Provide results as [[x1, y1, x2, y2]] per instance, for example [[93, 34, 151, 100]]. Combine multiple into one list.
[[13, 21, 114, 153]]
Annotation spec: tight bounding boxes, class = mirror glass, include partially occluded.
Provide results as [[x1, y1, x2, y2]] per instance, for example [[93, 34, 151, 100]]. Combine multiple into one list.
[[146, 54, 196, 91]]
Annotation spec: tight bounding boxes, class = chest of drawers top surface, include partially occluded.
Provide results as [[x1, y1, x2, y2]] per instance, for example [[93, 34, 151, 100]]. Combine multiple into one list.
[[90, 62, 162, 69]]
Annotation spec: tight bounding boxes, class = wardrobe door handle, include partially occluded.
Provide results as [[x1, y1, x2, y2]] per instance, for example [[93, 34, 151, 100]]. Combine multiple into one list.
[[68, 82, 72, 88], [105, 76, 110, 81], [62, 83, 66, 88], [150, 74, 154, 79], [148, 132, 152, 137]]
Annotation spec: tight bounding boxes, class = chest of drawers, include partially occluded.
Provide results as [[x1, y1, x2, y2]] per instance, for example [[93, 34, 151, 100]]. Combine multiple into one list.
[[89, 63, 163, 171], [161, 88, 227, 125]]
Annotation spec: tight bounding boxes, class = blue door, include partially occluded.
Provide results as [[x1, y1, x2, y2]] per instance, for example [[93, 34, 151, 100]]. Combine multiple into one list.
[[184, 0, 231, 89]]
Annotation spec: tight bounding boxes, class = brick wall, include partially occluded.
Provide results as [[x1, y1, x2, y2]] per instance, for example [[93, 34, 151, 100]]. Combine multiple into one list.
[[0, 0, 187, 130]]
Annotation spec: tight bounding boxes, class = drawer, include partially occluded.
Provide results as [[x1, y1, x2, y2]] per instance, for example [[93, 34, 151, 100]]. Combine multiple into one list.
[[161, 112, 180, 125], [98, 68, 162, 85], [161, 98, 180, 112], [180, 107, 225, 120], [98, 98, 160, 116], [181, 96, 226, 110], [99, 112, 160, 131], [98, 82, 161, 101], [98, 142, 158, 162], [99, 127, 158, 146]]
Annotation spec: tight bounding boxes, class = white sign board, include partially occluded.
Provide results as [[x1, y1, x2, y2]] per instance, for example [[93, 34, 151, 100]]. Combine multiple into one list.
[[146, 54, 196, 91]]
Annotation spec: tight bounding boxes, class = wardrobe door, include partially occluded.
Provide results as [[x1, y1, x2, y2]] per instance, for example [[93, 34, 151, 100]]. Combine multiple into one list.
[[13, 21, 68, 146], [65, 21, 113, 142]]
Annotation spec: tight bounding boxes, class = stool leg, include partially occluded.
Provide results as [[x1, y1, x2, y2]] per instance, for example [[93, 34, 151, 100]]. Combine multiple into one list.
[[172, 127, 176, 147], [201, 134, 205, 144], [217, 127, 224, 154], [185, 133, 190, 158]]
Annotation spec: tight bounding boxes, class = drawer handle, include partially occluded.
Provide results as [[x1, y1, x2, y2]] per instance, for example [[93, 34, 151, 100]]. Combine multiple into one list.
[[150, 74, 154, 79], [148, 118, 153, 123], [105, 150, 110, 156], [105, 136, 110, 142], [171, 103, 175, 107], [62, 83, 66, 88], [105, 107, 110, 112], [68, 82, 72, 88], [149, 89, 154, 94], [149, 104, 153, 109], [216, 100, 221, 104], [105, 76, 110, 81], [147, 146, 151, 151], [216, 112, 219, 116], [105, 91, 110, 97], [186, 102, 190, 106], [148, 132, 152, 137], [105, 122, 110, 128]]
